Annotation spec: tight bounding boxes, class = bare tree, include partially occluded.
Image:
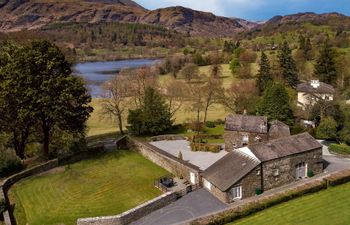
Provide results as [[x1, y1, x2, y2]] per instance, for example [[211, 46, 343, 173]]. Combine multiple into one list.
[[202, 76, 224, 123], [181, 63, 199, 81], [101, 75, 131, 135], [163, 79, 187, 118]]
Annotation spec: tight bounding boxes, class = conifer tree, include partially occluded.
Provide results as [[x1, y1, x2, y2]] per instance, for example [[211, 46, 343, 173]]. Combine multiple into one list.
[[304, 37, 313, 60], [315, 38, 337, 85], [278, 41, 299, 88], [256, 51, 273, 95], [257, 82, 293, 124]]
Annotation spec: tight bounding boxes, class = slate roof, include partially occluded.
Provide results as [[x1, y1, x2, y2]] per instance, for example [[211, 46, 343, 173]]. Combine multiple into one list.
[[297, 81, 335, 94], [268, 120, 291, 140], [249, 132, 322, 162], [225, 114, 268, 134], [202, 151, 260, 191]]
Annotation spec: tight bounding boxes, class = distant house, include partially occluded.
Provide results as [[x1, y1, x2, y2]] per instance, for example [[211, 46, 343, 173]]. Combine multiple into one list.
[[202, 133, 323, 203], [224, 114, 290, 151], [297, 80, 335, 110]]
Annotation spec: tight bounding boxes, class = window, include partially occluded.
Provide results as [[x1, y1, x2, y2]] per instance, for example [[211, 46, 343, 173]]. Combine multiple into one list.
[[296, 162, 307, 179], [231, 185, 242, 200], [273, 169, 279, 177], [242, 135, 249, 144], [256, 170, 261, 176], [203, 179, 212, 190]]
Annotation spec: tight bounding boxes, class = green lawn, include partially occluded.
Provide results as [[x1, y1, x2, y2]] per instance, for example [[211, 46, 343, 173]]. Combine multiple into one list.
[[9, 150, 169, 225], [229, 182, 350, 225]]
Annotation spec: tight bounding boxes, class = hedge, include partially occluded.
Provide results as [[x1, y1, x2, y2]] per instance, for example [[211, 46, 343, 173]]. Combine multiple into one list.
[[190, 143, 221, 153], [329, 144, 350, 155]]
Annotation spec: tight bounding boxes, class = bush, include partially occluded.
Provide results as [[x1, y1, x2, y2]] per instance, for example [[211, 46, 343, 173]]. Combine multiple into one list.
[[190, 143, 221, 153], [190, 121, 204, 133], [205, 121, 216, 128], [329, 144, 350, 155], [0, 148, 23, 178]]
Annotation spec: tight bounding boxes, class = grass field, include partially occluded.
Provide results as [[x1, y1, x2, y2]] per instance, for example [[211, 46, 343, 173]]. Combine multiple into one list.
[[229, 182, 350, 225], [9, 150, 169, 225]]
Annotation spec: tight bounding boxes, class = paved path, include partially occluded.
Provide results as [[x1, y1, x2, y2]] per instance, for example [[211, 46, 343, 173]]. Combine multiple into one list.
[[131, 189, 228, 225]]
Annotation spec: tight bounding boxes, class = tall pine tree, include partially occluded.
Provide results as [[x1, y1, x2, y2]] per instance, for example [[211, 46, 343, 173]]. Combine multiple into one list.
[[315, 38, 337, 85], [256, 51, 273, 95], [278, 41, 299, 88], [257, 82, 293, 124]]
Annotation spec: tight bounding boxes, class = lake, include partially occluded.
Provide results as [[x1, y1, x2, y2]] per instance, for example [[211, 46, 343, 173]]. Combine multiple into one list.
[[74, 59, 159, 97]]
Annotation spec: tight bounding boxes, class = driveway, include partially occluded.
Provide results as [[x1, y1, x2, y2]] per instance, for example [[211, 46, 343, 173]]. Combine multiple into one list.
[[131, 189, 228, 225]]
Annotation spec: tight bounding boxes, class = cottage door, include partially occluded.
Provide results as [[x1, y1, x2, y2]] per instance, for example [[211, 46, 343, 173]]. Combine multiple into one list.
[[296, 162, 306, 179], [190, 172, 196, 184]]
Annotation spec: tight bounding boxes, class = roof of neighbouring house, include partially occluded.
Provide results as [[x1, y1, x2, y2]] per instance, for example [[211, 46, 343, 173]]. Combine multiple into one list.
[[297, 81, 335, 94], [249, 132, 322, 162], [225, 114, 268, 134], [202, 149, 260, 191], [268, 120, 291, 140]]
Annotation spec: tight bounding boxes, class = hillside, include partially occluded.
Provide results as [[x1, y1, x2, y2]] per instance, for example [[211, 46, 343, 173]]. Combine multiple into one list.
[[248, 12, 350, 37], [0, 0, 256, 37]]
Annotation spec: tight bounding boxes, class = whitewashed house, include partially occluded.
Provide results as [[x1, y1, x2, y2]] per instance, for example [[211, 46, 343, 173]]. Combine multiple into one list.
[[297, 80, 335, 110]]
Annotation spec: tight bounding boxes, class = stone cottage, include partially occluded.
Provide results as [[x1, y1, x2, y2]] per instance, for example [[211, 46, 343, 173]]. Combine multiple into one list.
[[297, 80, 335, 110], [224, 114, 290, 151], [202, 133, 323, 203]]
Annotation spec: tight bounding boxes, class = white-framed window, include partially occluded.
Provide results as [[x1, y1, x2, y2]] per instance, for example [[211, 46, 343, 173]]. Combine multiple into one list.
[[242, 135, 249, 144], [296, 162, 308, 179], [231, 185, 242, 200], [203, 179, 212, 190]]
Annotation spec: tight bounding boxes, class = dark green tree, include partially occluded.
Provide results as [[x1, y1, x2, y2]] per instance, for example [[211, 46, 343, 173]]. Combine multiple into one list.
[[257, 82, 293, 124], [127, 87, 173, 135], [0, 42, 35, 159], [278, 41, 299, 88], [256, 51, 273, 95], [298, 35, 306, 50], [304, 37, 313, 60], [315, 39, 337, 85], [27, 41, 92, 157]]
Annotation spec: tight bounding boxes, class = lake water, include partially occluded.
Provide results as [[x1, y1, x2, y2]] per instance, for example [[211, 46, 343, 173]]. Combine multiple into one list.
[[74, 59, 159, 97]]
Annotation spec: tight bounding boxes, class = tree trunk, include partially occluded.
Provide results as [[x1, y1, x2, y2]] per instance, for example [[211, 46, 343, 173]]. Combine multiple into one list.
[[42, 122, 50, 158], [117, 113, 124, 135]]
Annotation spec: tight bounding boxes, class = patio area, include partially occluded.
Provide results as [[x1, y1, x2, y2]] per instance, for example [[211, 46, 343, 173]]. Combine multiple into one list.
[[149, 140, 228, 170]]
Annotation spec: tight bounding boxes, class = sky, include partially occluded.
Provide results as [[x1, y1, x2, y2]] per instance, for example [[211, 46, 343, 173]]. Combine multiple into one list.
[[134, 0, 350, 21]]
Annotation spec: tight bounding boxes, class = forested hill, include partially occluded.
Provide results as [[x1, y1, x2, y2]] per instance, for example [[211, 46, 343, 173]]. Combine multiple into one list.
[[0, 0, 256, 37]]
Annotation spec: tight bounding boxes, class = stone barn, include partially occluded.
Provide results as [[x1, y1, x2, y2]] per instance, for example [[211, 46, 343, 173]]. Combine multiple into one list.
[[202, 133, 323, 203]]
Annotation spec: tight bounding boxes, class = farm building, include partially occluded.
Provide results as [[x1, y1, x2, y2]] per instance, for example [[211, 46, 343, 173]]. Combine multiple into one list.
[[202, 133, 323, 203]]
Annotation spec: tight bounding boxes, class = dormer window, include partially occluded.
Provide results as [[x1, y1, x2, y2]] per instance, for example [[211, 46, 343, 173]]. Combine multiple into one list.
[[310, 80, 320, 89], [242, 135, 249, 144]]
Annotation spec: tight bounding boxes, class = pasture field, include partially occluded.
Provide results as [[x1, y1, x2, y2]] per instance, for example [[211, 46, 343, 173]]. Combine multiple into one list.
[[9, 150, 169, 225], [229, 182, 350, 225]]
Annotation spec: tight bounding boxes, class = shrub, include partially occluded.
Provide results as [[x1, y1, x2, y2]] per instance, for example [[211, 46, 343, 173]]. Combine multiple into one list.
[[178, 151, 183, 160], [0, 148, 23, 178], [329, 144, 350, 155], [205, 121, 216, 128], [190, 121, 204, 133], [190, 143, 221, 153]]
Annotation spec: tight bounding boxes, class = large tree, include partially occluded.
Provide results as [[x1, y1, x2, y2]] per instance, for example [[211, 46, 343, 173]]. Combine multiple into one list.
[[256, 51, 273, 95], [257, 82, 293, 124], [315, 39, 337, 85], [0, 42, 35, 159], [127, 87, 173, 135], [278, 41, 299, 88], [27, 41, 92, 157]]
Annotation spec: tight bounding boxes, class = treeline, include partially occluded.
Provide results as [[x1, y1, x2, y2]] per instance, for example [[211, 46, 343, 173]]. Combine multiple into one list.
[[44, 22, 187, 49]]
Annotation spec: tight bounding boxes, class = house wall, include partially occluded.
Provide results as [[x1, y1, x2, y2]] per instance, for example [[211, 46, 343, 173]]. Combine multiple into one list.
[[203, 167, 262, 204], [262, 148, 323, 191], [297, 92, 334, 109], [129, 138, 201, 184], [224, 130, 268, 152]]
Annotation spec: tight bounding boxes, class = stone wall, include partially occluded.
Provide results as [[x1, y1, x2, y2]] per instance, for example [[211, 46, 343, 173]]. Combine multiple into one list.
[[224, 130, 268, 152], [129, 138, 201, 183], [262, 148, 323, 191], [77, 192, 177, 225], [150, 135, 186, 142]]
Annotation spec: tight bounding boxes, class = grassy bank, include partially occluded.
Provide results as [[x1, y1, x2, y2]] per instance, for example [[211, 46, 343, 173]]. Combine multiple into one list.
[[229, 182, 350, 225], [9, 150, 169, 225]]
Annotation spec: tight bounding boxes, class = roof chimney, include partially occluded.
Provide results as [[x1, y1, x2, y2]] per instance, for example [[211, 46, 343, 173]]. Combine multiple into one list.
[[310, 80, 320, 89]]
